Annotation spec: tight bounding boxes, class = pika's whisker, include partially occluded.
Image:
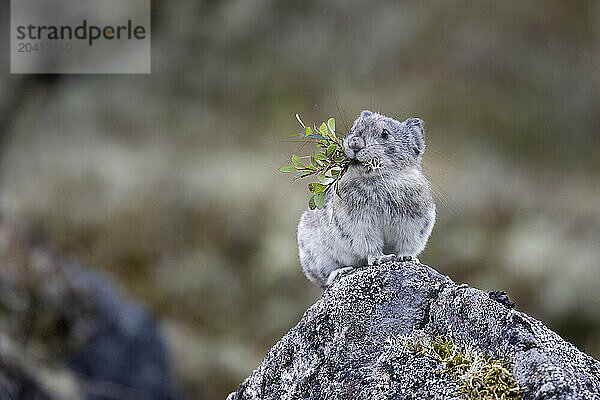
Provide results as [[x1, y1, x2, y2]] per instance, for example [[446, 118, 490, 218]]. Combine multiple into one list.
[[422, 170, 455, 215]]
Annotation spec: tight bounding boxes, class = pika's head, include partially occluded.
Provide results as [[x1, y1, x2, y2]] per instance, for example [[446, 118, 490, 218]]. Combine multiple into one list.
[[343, 110, 426, 171]]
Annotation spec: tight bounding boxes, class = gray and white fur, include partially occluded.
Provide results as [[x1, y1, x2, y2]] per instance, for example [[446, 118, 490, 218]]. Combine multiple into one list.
[[297, 110, 436, 288]]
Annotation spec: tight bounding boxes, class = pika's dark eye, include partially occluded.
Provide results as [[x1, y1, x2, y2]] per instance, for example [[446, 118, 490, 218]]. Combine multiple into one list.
[[381, 129, 389, 139]]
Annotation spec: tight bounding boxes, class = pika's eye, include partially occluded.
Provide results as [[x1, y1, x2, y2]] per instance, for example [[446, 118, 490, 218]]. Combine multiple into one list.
[[381, 129, 389, 139]]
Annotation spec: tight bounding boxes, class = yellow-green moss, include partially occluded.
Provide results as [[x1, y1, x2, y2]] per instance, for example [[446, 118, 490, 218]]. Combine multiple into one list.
[[389, 330, 523, 400]]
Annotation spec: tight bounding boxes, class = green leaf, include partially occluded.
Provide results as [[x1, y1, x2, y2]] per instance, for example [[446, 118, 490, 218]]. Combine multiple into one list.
[[308, 183, 327, 194], [316, 172, 326, 183], [331, 169, 340, 177], [319, 122, 328, 135], [307, 134, 328, 140], [313, 191, 326, 209], [334, 157, 345, 163], [327, 118, 335, 134], [308, 195, 316, 210], [305, 126, 312, 137], [293, 171, 312, 181], [279, 166, 297, 173], [327, 143, 337, 156], [291, 154, 304, 168], [314, 152, 327, 161]]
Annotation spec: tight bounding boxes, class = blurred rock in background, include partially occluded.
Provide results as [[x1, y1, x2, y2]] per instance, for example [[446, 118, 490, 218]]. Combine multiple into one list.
[[0, 221, 180, 400], [1, 1, 599, 399]]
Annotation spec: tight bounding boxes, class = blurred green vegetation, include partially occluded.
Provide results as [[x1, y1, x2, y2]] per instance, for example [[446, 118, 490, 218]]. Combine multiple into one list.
[[1, 1, 599, 399]]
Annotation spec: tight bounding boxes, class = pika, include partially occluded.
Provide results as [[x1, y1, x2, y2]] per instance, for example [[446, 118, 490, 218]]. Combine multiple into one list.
[[297, 110, 436, 288]]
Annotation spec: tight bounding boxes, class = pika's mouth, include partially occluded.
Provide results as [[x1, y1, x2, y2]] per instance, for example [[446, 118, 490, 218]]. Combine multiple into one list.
[[345, 146, 363, 159], [354, 149, 369, 163], [346, 150, 364, 166], [344, 147, 356, 160], [345, 145, 374, 169]]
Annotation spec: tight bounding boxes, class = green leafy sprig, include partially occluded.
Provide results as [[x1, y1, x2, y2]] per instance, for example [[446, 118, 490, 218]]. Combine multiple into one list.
[[279, 115, 351, 209]]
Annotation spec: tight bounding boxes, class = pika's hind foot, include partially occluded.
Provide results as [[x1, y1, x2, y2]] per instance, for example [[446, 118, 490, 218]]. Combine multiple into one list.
[[326, 266, 358, 287], [395, 255, 419, 263]]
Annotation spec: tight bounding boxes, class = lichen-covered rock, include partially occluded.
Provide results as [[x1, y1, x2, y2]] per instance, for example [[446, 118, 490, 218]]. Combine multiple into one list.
[[228, 261, 600, 400]]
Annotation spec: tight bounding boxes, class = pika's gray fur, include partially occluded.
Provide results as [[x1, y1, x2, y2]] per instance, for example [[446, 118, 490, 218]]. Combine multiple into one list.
[[297, 110, 436, 288]]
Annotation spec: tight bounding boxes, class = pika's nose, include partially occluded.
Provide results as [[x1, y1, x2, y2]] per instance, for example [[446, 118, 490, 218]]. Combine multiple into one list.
[[348, 136, 365, 151]]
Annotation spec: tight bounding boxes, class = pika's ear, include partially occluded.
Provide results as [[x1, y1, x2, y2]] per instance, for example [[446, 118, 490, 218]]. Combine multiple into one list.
[[360, 110, 373, 118], [404, 118, 425, 156]]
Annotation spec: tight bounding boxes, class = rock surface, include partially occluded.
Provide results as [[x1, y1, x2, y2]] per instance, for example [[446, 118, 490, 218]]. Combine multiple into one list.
[[228, 261, 600, 400]]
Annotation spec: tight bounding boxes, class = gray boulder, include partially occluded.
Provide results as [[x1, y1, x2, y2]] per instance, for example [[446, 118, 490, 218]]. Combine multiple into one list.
[[228, 261, 600, 400]]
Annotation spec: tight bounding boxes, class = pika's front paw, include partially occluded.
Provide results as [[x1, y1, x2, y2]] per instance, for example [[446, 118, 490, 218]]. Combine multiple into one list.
[[368, 254, 397, 266], [395, 255, 419, 263]]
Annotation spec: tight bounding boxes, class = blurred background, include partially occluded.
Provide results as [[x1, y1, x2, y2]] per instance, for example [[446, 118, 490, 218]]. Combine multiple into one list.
[[1, 1, 599, 399]]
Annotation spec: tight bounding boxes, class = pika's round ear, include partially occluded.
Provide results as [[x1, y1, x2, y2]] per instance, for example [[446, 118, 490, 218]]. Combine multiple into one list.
[[360, 110, 373, 118], [404, 118, 425, 156]]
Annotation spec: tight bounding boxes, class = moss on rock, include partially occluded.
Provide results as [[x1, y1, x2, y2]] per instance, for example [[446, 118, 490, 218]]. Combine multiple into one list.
[[393, 330, 522, 399]]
